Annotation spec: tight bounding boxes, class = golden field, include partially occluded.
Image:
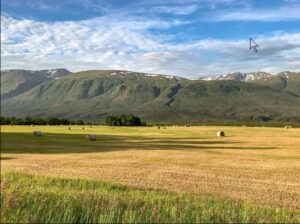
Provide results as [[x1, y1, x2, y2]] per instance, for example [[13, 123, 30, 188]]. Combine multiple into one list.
[[1, 125, 300, 211]]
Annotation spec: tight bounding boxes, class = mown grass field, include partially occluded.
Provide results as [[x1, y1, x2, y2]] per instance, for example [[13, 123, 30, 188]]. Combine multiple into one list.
[[1, 125, 300, 223]]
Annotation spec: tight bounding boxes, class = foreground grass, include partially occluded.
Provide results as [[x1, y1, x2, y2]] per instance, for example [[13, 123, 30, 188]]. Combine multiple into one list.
[[1, 172, 299, 223]]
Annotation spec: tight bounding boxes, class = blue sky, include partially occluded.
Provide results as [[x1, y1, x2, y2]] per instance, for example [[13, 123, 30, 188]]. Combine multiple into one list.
[[1, 0, 300, 77]]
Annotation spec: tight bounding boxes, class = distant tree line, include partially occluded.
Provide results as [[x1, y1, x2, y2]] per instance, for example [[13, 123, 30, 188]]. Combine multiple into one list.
[[2, 114, 298, 127], [0, 114, 145, 126], [0, 116, 85, 125], [105, 114, 145, 126]]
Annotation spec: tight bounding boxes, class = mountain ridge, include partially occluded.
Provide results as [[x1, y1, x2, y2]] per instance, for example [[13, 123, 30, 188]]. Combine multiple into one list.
[[2, 68, 298, 81], [1, 69, 300, 124]]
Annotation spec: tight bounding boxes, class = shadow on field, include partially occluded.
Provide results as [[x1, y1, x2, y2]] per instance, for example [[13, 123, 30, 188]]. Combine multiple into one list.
[[0, 156, 15, 160], [1, 132, 276, 154]]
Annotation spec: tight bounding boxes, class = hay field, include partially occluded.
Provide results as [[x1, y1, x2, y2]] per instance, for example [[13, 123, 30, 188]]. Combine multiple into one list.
[[1, 125, 300, 222]]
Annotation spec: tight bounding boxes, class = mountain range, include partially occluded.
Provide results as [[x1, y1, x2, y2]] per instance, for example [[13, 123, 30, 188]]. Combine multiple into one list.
[[1, 69, 300, 124]]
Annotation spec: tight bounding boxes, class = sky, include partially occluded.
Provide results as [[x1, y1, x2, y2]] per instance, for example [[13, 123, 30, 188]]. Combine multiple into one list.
[[1, 0, 300, 77]]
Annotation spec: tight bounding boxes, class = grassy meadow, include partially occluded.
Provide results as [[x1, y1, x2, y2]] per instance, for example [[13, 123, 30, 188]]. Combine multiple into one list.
[[1, 125, 300, 223]]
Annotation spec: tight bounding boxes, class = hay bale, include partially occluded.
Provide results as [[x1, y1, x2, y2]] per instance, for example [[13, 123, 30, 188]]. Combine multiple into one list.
[[157, 126, 160, 129], [33, 131, 42, 137], [285, 126, 292, 129], [31, 124, 35, 127], [82, 127, 85, 130], [67, 126, 71, 130], [217, 131, 225, 137], [87, 134, 97, 141]]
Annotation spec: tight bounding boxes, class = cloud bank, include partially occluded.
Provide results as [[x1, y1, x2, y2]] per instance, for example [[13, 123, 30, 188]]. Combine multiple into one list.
[[1, 14, 300, 77]]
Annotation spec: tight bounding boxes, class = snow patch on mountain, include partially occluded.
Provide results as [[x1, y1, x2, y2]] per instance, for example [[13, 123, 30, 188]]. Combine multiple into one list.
[[41, 68, 71, 79], [144, 73, 186, 80], [109, 70, 186, 80], [199, 72, 273, 82]]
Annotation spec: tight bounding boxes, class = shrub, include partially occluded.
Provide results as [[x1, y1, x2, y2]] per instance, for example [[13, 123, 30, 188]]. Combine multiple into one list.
[[105, 114, 143, 126]]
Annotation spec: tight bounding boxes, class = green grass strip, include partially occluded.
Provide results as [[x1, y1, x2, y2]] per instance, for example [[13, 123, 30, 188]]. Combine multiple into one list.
[[1, 171, 299, 223]]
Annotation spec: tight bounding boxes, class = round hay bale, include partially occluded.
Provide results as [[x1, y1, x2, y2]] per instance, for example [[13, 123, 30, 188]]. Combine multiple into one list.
[[33, 131, 42, 137], [217, 131, 225, 137], [87, 134, 97, 141], [157, 126, 160, 129], [67, 126, 71, 130], [82, 127, 85, 130]]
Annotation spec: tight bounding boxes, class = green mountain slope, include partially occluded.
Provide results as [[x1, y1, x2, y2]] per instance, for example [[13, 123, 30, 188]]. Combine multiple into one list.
[[252, 72, 300, 96], [1, 69, 71, 99], [1, 70, 300, 124]]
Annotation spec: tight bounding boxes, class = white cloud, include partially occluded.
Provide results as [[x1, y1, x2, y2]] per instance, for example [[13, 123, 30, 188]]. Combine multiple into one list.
[[151, 4, 199, 15], [208, 4, 300, 21], [1, 14, 300, 77]]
